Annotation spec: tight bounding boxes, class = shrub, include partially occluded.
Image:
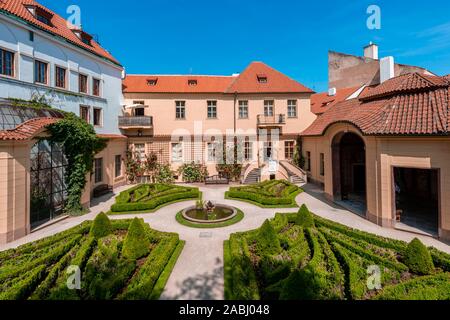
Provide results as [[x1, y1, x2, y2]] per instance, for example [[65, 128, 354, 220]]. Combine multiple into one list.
[[155, 164, 175, 184], [255, 220, 281, 255], [279, 266, 327, 300], [90, 212, 112, 239], [404, 238, 434, 275], [178, 162, 208, 183], [122, 218, 150, 260], [295, 204, 315, 228]]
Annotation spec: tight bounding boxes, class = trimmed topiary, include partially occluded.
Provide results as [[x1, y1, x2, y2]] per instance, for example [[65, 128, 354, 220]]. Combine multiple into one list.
[[279, 266, 328, 300], [295, 204, 315, 228], [90, 212, 112, 239], [122, 218, 150, 260], [404, 238, 434, 275], [255, 220, 281, 255]]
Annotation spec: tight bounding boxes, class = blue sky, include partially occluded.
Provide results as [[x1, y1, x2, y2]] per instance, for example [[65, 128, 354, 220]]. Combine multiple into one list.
[[40, 0, 450, 92]]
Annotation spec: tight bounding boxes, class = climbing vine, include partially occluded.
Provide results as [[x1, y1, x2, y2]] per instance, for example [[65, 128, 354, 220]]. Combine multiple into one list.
[[47, 112, 107, 215]]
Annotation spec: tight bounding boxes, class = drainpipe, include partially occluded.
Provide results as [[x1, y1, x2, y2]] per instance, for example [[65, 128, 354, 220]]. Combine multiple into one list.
[[233, 92, 237, 134]]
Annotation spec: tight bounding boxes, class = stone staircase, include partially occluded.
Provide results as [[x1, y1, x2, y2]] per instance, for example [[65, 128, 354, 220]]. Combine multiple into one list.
[[243, 168, 261, 185], [280, 160, 306, 185]]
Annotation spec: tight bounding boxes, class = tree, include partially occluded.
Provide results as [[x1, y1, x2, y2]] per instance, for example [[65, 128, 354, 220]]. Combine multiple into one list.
[[143, 152, 158, 183]]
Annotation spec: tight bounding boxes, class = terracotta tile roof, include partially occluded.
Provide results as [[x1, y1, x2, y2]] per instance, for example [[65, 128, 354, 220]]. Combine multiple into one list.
[[123, 75, 236, 93], [123, 62, 313, 94], [0, 0, 120, 66], [311, 86, 361, 115], [0, 117, 59, 141], [225, 62, 314, 94], [302, 73, 450, 136]]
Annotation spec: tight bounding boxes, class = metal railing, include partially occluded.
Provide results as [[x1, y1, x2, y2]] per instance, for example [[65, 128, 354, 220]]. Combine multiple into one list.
[[118, 116, 153, 128], [257, 114, 286, 125]]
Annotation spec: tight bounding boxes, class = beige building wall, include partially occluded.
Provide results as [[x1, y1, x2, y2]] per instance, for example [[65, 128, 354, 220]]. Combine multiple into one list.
[[302, 122, 450, 241]]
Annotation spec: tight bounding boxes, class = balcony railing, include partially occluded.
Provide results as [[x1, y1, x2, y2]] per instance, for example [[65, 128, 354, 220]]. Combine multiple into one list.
[[118, 116, 153, 129], [257, 114, 286, 126]]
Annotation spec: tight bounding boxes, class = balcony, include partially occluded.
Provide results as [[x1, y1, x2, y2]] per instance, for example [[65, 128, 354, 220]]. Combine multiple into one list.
[[257, 114, 286, 126], [118, 116, 153, 129]]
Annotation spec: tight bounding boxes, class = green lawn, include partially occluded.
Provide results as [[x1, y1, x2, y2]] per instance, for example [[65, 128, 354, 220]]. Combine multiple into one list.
[[0, 217, 183, 300], [224, 208, 450, 300], [225, 180, 302, 208], [108, 184, 201, 215], [175, 209, 245, 229]]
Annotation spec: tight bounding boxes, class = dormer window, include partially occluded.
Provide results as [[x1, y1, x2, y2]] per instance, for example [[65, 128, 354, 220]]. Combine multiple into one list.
[[257, 74, 268, 83], [188, 79, 198, 86], [81, 36, 91, 46], [71, 27, 93, 46], [147, 78, 158, 86], [27, 5, 53, 27]]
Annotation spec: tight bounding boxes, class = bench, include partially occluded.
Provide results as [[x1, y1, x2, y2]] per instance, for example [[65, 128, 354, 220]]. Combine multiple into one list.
[[205, 175, 229, 185], [93, 184, 113, 198]]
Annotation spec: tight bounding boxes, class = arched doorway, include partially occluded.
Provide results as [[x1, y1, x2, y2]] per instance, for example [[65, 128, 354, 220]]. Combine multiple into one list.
[[30, 140, 68, 229], [332, 132, 367, 215]]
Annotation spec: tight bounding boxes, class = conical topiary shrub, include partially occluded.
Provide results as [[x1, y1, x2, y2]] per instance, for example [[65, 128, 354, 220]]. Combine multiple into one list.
[[295, 204, 315, 228], [90, 212, 112, 239], [404, 238, 434, 275], [122, 218, 150, 260], [279, 266, 327, 300], [256, 220, 281, 255]]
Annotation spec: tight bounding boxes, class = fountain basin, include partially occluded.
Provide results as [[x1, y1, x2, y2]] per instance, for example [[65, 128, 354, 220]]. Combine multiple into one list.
[[181, 204, 238, 224]]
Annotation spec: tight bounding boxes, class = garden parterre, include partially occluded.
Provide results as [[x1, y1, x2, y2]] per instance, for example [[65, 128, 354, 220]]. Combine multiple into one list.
[[0, 215, 183, 300], [225, 180, 301, 208], [224, 206, 450, 300], [110, 184, 201, 214]]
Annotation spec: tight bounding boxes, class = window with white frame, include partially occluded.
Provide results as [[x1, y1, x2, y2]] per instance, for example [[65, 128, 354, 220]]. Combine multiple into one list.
[[134, 143, 146, 161], [285, 141, 295, 159], [207, 142, 217, 162], [34, 60, 48, 84], [171, 143, 183, 162], [0, 49, 15, 77], [93, 108, 102, 127], [207, 101, 217, 119], [244, 141, 253, 161], [175, 101, 186, 119], [264, 100, 274, 117], [287, 100, 297, 118], [239, 101, 248, 119]]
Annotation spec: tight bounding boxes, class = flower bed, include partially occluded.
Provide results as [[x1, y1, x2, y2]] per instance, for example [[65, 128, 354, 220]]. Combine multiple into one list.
[[224, 207, 450, 300], [225, 180, 301, 208], [0, 216, 183, 300], [109, 184, 201, 214]]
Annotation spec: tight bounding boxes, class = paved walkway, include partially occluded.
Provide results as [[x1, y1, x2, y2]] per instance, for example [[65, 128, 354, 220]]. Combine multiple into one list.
[[1, 183, 449, 300]]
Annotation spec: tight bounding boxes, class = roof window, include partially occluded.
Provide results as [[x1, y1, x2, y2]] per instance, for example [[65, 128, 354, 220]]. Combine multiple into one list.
[[188, 79, 198, 86], [257, 74, 268, 83], [147, 78, 158, 86]]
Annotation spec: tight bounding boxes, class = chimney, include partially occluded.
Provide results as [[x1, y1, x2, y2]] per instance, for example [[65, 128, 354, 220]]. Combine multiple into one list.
[[364, 42, 379, 60], [380, 56, 395, 83], [328, 87, 337, 96]]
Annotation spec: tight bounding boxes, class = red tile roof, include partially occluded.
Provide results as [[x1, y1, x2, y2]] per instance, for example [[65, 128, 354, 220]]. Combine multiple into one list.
[[97, 134, 127, 140], [310, 87, 361, 115], [302, 73, 450, 136], [123, 75, 236, 93], [122, 62, 313, 94], [0, 117, 59, 141], [226, 62, 314, 94], [0, 0, 120, 66]]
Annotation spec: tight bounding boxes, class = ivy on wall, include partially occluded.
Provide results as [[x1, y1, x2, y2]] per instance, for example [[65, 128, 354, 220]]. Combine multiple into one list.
[[46, 112, 107, 215]]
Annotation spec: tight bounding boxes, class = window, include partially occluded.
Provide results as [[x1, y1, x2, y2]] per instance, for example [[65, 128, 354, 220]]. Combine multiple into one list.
[[134, 144, 146, 161], [320, 153, 325, 176], [0, 49, 14, 77], [34, 60, 48, 84], [264, 100, 274, 117], [287, 100, 297, 118], [244, 141, 253, 161], [79, 74, 88, 93], [171, 143, 183, 163], [147, 78, 158, 86], [134, 108, 145, 116], [207, 101, 217, 119], [306, 151, 311, 172], [93, 78, 101, 96], [36, 12, 51, 26], [188, 79, 197, 86], [175, 101, 186, 119], [80, 106, 90, 123], [257, 74, 268, 83], [115, 155, 122, 178], [55, 66, 66, 88], [285, 141, 295, 159], [264, 142, 273, 161], [81, 35, 91, 46], [207, 143, 217, 162], [93, 108, 102, 126], [94, 158, 103, 183], [238, 101, 248, 119], [29, 31, 34, 42]]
